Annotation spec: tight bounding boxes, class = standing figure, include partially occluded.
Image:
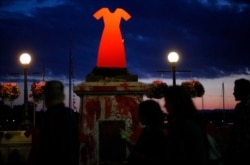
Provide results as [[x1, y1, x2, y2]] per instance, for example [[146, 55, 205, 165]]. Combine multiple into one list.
[[121, 100, 168, 165], [224, 78, 250, 165], [164, 85, 209, 165], [37, 80, 79, 165], [93, 7, 131, 68]]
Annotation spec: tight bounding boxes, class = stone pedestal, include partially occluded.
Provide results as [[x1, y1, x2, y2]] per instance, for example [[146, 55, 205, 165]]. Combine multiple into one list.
[[74, 81, 148, 165]]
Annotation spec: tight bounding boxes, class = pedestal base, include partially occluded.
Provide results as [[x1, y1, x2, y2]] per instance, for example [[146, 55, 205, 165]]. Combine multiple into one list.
[[74, 81, 148, 165]]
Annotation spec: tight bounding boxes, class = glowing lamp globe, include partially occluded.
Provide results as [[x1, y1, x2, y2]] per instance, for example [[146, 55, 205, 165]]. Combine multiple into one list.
[[167, 52, 179, 63], [20, 53, 31, 65]]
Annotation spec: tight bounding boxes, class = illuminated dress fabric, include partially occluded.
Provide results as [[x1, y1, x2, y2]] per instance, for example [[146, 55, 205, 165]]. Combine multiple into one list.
[[93, 8, 131, 68]]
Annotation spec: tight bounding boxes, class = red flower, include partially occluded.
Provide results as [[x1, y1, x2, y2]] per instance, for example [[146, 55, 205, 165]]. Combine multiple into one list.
[[0, 82, 21, 101], [181, 80, 205, 98], [146, 80, 168, 99], [30, 81, 46, 103]]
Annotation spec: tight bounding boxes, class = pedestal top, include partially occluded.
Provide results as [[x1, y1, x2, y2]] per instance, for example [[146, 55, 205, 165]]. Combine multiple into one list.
[[74, 81, 148, 95]]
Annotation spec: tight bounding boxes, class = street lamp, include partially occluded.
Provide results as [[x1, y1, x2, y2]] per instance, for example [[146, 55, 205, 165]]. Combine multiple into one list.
[[167, 51, 179, 86], [19, 53, 31, 129]]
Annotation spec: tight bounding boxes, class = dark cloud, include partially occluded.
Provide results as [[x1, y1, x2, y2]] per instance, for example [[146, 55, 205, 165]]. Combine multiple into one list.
[[0, 0, 250, 82]]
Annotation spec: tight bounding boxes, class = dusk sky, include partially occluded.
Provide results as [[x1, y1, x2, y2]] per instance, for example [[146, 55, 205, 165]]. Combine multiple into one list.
[[1, 0, 250, 110]]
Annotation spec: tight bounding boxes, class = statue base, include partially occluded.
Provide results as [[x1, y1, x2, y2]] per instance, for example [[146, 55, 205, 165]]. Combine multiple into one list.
[[85, 67, 138, 82]]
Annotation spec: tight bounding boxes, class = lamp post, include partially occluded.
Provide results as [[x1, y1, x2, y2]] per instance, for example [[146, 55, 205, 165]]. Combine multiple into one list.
[[167, 51, 179, 86], [19, 53, 31, 129]]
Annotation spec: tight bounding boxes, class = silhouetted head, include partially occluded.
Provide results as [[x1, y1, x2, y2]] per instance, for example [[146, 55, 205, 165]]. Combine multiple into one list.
[[233, 78, 250, 102], [43, 80, 65, 108], [138, 100, 164, 128], [164, 85, 197, 119]]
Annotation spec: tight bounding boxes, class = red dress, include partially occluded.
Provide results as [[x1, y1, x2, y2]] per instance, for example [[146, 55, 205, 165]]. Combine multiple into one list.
[[93, 8, 131, 68]]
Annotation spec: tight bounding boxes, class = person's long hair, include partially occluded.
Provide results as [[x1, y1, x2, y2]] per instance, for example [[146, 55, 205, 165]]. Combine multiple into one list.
[[138, 100, 164, 128], [164, 85, 199, 121]]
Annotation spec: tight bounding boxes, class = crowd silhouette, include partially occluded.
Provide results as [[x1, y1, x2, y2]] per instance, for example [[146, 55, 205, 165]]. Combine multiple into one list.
[[1, 78, 250, 165]]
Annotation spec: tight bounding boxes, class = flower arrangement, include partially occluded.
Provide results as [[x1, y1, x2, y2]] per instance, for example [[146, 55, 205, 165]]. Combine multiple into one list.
[[146, 80, 168, 99], [181, 80, 205, 98], [30, 81, 46, 103], [0, 82, 21, 101]]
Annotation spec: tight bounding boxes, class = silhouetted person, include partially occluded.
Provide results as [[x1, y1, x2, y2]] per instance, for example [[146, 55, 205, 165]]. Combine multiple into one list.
[[121, 100, 167, 165], [224, 78, 250, 165], [164, 85, 209, 165], [36, 80, 79, 165]]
